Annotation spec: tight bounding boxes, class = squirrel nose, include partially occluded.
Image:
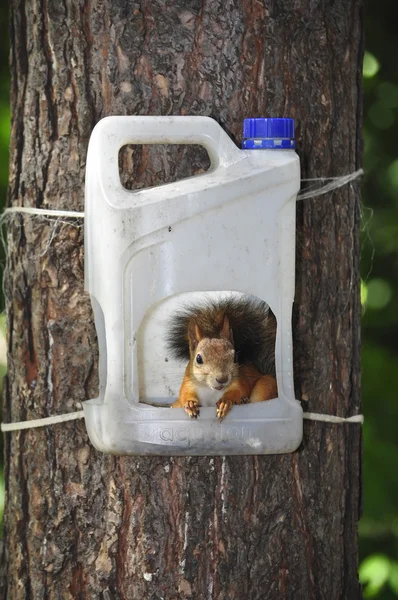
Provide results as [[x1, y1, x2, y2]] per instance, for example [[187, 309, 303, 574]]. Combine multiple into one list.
[[216, 376, 228, 385]]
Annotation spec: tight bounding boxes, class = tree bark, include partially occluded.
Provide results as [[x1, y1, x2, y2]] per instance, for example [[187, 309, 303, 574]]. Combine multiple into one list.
[[2, 1, 363, 599]]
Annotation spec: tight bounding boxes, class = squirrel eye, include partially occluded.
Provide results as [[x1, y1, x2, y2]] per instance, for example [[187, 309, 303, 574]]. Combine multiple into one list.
[[196, 354, 203, 365]]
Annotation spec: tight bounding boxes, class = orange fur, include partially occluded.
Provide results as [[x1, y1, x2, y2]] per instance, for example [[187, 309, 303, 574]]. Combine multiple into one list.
[[249, 373, 278, 403], [171, 364, 201, 418], [173, 359, 277, 421]]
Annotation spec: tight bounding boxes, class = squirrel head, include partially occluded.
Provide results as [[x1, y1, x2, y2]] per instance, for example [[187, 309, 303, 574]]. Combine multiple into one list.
[[188, 314, 238, 391]]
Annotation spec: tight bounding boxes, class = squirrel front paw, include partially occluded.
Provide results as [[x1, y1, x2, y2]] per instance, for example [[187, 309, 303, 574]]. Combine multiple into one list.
[[216, 398, 233, 422], [183, 399, 200, 419], [238, 396, 250, 405]]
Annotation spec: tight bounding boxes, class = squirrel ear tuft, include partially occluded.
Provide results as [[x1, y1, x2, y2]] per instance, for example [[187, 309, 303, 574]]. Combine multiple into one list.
[[188, 320, 203, 350], [220, 315, 234, 344], [194, 323, 203, 341]]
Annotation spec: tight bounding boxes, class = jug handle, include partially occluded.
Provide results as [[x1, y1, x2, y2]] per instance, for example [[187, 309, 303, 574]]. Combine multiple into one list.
[[87, 116, 241, 195]]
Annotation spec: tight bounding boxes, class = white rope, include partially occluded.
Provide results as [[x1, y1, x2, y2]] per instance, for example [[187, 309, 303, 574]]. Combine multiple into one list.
[[297, 168, 363, 200], [3, 206, 85, 218], [1, 169, 364, 221], [303, 412, 363, 424], [301, 172, 362, 181], [1, 410, 85, 432], [1, 409, 363, 432]]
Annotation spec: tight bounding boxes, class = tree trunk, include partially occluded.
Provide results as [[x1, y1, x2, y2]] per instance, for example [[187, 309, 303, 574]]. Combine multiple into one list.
[[2, 1, 363, 598]]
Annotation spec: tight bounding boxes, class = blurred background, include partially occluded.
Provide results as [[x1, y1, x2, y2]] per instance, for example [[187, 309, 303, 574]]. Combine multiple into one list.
[[358, 1, 398, 597], [0, 3, 397, 597]]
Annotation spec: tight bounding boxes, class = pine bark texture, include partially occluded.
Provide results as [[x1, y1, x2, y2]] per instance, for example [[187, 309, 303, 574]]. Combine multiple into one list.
[[2, 1, 363, 599]]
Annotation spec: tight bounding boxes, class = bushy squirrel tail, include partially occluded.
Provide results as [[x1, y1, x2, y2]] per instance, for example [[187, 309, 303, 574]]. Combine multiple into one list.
[[165, 295, 276, 376]]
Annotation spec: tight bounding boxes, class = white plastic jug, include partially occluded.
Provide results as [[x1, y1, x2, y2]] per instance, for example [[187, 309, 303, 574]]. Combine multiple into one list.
[[83, 116, 302, 455]]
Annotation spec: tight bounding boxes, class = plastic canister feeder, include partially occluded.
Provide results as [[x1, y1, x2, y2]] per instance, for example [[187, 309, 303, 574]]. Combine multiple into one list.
[[83, 116, 302, 455]]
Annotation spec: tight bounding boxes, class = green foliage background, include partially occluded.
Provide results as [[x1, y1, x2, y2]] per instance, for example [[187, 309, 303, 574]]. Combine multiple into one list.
[[0, 4, 397, 596], [359, 1, 398, 597]]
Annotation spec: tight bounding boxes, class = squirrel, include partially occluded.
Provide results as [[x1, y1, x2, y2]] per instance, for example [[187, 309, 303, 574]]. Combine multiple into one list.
[[166, 296, 278, 421]]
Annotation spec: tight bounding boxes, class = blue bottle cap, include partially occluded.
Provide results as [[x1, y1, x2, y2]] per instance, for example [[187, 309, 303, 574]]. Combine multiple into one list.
[[242, 118, 296, 149]]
